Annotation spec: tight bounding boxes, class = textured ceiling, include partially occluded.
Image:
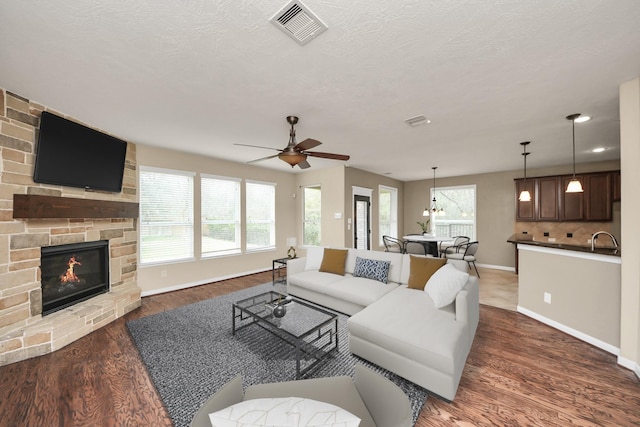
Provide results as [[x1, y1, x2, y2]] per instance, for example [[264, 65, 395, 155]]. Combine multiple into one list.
[[2, 0, 640, 181]]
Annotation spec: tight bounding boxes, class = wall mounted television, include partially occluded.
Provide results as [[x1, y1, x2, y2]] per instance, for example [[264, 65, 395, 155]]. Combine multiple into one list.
[[33, 111, 128, 192]]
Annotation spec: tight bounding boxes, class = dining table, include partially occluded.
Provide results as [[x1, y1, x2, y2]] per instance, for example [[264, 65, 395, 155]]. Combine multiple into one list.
[[402, 235, 454, 257]]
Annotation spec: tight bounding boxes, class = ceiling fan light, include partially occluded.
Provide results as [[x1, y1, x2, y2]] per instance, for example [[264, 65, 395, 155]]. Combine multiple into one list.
[[566, 179, 584, 193], [279, 151, 308, 167], [519, 190, 532, 201]]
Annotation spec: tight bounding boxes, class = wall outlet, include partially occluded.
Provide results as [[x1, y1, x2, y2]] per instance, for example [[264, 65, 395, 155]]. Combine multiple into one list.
[[160, 270, 168, 278], [544, 292, 551, 304], [548, 237, 556, 242]]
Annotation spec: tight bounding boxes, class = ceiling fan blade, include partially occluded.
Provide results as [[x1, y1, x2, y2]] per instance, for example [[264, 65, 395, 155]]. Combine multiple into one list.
[[294, 138, 322, 151], [297, 159, 311, 169], [306, 151, 350, 161], [247, 154, 280, 164], [234, 143, 282, 152]]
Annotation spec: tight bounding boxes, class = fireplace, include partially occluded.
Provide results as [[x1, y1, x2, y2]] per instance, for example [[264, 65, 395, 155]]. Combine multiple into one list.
[[40, 240, 110, 316]]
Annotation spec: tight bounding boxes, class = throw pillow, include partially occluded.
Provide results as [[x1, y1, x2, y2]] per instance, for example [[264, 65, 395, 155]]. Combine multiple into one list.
[[353, 257, 391, 284], [407, 256, 447, 290], [319, 248, 349, 276], [425, 263, 470, 308], [305, 246, 326, 270], [208, 397, 361, 427]]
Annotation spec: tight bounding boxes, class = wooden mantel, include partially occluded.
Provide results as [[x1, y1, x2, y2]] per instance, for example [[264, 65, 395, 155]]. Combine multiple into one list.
[[13, 194, 139, 219]]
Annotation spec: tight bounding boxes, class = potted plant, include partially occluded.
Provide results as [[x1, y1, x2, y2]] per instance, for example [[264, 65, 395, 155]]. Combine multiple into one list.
[[416, 219, 431, 235]]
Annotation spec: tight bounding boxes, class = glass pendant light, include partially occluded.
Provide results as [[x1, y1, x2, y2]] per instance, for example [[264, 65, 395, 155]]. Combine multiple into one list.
[[519, 141, 531, 201], [566, 113, 584, 193]]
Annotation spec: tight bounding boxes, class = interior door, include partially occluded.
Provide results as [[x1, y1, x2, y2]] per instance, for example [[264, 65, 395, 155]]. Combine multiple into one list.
[[354, 195, 370, 250]]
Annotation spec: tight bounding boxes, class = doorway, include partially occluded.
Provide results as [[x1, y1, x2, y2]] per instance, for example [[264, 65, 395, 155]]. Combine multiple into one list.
[[354, 195, 370, 250]]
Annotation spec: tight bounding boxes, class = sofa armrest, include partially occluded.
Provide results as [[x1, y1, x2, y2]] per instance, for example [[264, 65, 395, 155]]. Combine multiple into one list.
[[354, 364, 412, 427], [455, 276, 480, 349], [287, 257, 307, 276], [190, 375, 244, 427]]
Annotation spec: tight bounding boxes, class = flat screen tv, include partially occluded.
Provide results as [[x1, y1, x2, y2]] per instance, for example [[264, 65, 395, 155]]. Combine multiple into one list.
[[33, 111, 128, 192]]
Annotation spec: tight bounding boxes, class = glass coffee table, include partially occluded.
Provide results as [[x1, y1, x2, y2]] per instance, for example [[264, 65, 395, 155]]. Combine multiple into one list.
[[232, 291, 338, 379]]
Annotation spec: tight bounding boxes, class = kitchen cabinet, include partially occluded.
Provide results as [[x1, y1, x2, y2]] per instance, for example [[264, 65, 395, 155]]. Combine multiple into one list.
[[537, 176, 560, 221], [585, 173, 612, 221], [613, 171, 621, 202], [515, 180, 536, 221], [560, 175, 585, 221], [515, 170, 618, 222]]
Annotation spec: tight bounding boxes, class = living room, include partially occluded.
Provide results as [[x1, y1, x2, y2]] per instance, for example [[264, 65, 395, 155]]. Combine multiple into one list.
[[1, 1, 640, 426]]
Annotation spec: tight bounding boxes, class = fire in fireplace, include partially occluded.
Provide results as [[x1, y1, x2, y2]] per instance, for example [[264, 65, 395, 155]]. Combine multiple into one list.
[[40, 240, 110, 315]]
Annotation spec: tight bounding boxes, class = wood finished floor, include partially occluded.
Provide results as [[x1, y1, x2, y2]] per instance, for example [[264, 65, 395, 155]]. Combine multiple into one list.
[[1, 270, 639, 426]]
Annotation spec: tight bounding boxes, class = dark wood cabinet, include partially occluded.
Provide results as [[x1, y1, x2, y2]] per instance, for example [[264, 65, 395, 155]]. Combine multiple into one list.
[[515, 180, 536, 221], [516, 170, 618, 222], [613, 170, 621, 202], [537, 176, 560, 221], [560, 175, 585, 221], [585, 173, 612, 220]]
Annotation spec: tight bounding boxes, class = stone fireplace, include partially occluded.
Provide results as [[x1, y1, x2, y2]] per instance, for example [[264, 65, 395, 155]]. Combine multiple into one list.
[[0, 89, 142, 366]]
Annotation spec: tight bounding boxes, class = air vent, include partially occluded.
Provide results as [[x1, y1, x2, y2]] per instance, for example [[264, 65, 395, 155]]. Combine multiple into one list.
[[404, 115, 431, 127], [270, 1, 328, 46]]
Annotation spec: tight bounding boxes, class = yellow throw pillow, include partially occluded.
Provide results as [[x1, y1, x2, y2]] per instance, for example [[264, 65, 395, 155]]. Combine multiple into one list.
[[407, 256, 447, 290], [319, 248, 349, 276]]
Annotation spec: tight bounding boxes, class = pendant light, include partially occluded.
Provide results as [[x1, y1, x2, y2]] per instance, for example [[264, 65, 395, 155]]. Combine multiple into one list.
[[518, 141, 531, 202], [565, 113, 584, 193], [423, 166, 445, 216]]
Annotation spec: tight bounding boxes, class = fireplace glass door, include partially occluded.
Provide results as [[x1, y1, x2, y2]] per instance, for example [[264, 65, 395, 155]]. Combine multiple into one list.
[[40, 240, 110, 315]]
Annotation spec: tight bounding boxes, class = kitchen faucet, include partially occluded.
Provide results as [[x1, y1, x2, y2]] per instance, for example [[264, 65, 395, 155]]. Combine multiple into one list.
[[591, 231, 618, 251]]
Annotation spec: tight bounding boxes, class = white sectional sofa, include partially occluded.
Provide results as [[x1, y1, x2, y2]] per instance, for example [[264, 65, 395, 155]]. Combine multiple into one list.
[[286, 247, 479, 401]]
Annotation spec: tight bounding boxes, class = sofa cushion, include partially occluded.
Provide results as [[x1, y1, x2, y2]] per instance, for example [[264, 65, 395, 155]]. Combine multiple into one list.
[[348, 287, 466, 375], [353, 257, 391, 284], [407, 256, 446, 290], [319, 249, 349, 275], [425, 263, 470, 308]]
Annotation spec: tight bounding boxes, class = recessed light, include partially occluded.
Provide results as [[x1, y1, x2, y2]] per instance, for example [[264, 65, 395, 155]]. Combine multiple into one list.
[[592, 147, 606, 153], [574, 115, 591, 123]]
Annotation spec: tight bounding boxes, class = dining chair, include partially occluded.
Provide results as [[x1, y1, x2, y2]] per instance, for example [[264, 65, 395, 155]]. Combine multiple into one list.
[[383, 236, 406, 253], [444, 241, 480, 277], [405, 241, 427, 256], [439, 236, 470, 258]]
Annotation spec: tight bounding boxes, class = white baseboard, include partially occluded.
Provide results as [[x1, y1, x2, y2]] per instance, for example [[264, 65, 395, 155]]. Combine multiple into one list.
[[477, 263, 515, 272], [517, 306, 620, 356], [140, 267, 271, 297], [618, 355, 640, 380]]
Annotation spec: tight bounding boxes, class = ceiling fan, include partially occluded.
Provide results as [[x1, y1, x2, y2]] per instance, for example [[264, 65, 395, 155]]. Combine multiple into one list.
[[235, 116, 350, 169]]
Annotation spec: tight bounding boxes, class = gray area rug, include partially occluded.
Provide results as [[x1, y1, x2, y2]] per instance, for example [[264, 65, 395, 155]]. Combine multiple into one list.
[[126, 282, 428, 427]]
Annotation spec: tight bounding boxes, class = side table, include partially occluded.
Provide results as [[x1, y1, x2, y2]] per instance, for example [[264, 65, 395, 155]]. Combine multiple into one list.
[[272, 257, 294, 285]]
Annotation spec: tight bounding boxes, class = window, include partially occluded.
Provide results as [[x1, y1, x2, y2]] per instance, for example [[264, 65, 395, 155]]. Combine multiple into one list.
[[246, 180, 276, 252], [303, 186, 321, 246], [378, 186, 398, 245], [431, 185, 476, 240], [201, 175, 241, 257], [139, 167, 194, 264]]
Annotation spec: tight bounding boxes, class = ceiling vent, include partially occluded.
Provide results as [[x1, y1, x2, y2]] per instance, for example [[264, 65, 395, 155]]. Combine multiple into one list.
[[404, 115, 431, 127], [270, 1, 328, 46]]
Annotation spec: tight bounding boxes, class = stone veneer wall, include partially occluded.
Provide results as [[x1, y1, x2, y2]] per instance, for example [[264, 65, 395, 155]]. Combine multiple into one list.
[[0, 88, 141, 366]]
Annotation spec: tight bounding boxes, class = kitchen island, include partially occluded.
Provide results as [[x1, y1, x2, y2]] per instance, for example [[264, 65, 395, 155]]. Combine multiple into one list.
[[514, 240, 621, 355]]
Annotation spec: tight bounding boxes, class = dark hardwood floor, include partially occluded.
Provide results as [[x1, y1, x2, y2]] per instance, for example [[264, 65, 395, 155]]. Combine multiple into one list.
[[1, 271, 639, 426]]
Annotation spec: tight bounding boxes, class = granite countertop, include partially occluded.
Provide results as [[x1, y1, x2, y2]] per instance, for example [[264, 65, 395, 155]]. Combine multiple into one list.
[[507, 236, 621, 257]]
